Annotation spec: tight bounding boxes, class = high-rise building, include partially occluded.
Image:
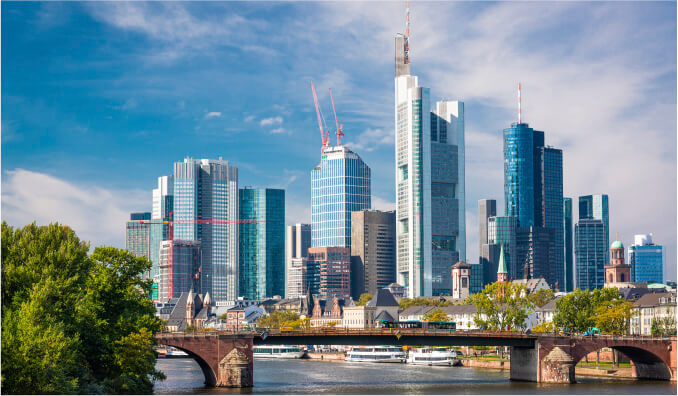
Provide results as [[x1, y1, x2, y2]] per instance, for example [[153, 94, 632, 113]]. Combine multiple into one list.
[[126, 212, 151, 277], [394, 22, 465, 297], [350, 210, 396, 299], [579, 194, 610, 263], [158, 240, 201, 302], [286, 257, 309, 299], [307, 247, 350, 299], [478, 199, 497, 257], [515, 226, 551, 281], [239, 187, 285, 300], [487, 216, 518, 278], [535, 146, 564, 288], [480, 244, 500, 286], [150, 176, 174, 280], [286, 223, 311, 298], [311, 145, 371, 249], [173, 157, 239, 304], [563, 197, 573, 292], [574, 219, 607, 290], [630, 234, 664, 284]]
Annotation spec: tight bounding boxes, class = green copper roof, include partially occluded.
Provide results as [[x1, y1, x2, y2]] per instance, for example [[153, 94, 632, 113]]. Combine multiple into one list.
[[497, 244, 508, 274], [611, 240, 624, 249]]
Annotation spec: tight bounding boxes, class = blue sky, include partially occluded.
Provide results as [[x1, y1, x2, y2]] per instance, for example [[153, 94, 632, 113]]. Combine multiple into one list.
[[2, 1, 676, 281]]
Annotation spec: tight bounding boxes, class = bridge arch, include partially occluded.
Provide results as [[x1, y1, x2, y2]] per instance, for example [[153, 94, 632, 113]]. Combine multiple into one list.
[[158, 343, 217, 386]]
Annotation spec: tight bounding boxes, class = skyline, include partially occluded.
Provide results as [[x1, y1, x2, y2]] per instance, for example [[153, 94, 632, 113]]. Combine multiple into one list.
[[2, 1, 676, 281]]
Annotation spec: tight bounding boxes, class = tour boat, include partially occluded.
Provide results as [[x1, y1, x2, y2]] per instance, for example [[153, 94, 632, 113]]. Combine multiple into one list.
[[407, 347, 460, 366], [345, 346, 406, 363], [253, 345, 305, 359]]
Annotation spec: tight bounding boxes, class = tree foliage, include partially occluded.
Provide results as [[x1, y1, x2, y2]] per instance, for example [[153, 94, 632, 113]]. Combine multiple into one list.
[[593, 299, 632, 335], [398, 297, 454, 310], [1, 222, 164, 394], [532, 321, 555, 333], [651, 317, 677, 336], [256, 310, 301, 329], [356, 293, 373, 306], [422, 309, 450, 322], [553, 288, 622, 333], [527, 288, 555, 308], [468, 282, 532, 331]]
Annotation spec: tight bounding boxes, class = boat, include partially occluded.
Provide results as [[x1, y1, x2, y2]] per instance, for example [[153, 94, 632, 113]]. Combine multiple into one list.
[[407, 347, 460, 366], [345, 346, 406, 363], [253, 345, 304, 359]]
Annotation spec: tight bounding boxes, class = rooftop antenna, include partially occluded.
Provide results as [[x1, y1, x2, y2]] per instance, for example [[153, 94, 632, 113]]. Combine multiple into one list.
[[404, 1, 410, 65], [518, 82, 522, 123], [329, 88, 344, 146]]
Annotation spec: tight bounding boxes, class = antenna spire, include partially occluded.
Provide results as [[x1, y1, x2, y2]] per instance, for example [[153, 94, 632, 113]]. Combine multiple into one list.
[[518, 82, 522, 123], [404, 1, 410, 65]]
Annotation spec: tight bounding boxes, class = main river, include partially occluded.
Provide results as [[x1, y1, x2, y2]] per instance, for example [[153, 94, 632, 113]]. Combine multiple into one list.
[[154, 358, 677, 394]]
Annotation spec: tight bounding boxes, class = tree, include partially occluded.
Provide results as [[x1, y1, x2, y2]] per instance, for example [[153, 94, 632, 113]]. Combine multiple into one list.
[[532, 321, 555, 333], [356, 293, 373, 306], [593, 299, 632, 335], [468, 282, 532, 331], [527, 288, 554, 308], [257, 311, 300, 329], [398, 297, 454, 310], [286, 318, 312, 330], [422, 309, 450, 322], [553, 287, 624, 334], [651, 317, 677, 336]]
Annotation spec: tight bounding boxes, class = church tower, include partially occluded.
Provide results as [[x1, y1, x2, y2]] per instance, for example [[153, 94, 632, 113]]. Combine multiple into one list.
[[604, 234, 632, 288]]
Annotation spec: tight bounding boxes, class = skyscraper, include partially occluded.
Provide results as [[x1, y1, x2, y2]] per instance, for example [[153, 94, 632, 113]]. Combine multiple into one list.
[[515, 226, 551, 280], [394, 13, 465, 297], [126, 212, 151, 277], [173, 158, 239, 304], [579, 194, 610, 262], [150, 176, 173, 280], [487, 216, 518, 278], [350, 210, 396, 299], [630, 234, 664, 284], [239, 187, 285, 300], [311, 145, 371, 249], [478, 199, 497, 258], [286, 223, 311, 298], [574, 219, 607, 290], [535, 146, 564, 288], [158, 240, 201, 302], [307, 247, 351, 299], [504, 122, 543, 228], [286, 257, 309, 299], [563, 197, 573, 291]]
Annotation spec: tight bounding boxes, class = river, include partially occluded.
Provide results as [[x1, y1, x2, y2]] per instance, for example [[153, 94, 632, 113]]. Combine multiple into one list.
[[154, 358, 677, 394]]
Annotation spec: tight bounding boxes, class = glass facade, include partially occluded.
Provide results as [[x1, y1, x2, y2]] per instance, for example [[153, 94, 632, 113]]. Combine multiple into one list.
[[126, 212, 151, 278], [574, 219, 606, 290], [311, 146, 371, 249], [307, 247, 350, 299], [536, 147, 564, 289], [150, 176, 173, 280], [173, 158, 239, 303], [158, 240, 201, 302], [579, 194, 609, 262], [487, 216, 518, 278], [239, 188, 285, 300], [630, 236, 664, 284], [563, 197, 573, 292], [504, 123, 542, 228]]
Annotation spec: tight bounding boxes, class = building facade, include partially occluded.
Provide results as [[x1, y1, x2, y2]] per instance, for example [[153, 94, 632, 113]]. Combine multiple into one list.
[[394, 32, 465, 297], [307, 247, 351, 299], [478, 199, 497, 257], [126, 212, 152, 277], [239, 187, 285, 300], [451, 261, 471, 300], [574, 219, 607, 290], [150, 176, 174, 280], [286, 257, 309, 299], [487, 216, 518, 279], [579, 194, 609, 262], [563, 197, 573, 292], [311, 145, 371, 249], [630, 234, 664, 284], [605, 239, 632, 288], [158, 240, 202, 302], [515, 226, 551, 281], [173, 157, 239, 304], [535, 147, 564, 289], [350, 210, 396, 299], [630, 291, 677, 335]]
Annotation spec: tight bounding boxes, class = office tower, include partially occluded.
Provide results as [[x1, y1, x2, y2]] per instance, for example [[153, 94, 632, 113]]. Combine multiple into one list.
[[173, 157, 239, 304], [579, 194, 610, 263], [150, 176, 174, 280], [311, 145, 371, 249], [286, 223, 311, 298], [478, 199, 497, 258], [515, 226, 551, 281], [468, 263, 484, 294], [535, 147, 564, 288], [158, 240, 201, 302], [239, 188, 285, 300], [504, 122, 544, 227], [307, 247, 350, 298], [480, 244, 500, 286], [630, 234, 664, 284], [350, 210, 396, 299], [563, 197, 573, 291], [286, 257, 309, 299], [126, 212, 151, 277], [394, 17, 465, 297], [487, 216, 518, 278], [574, 219, 607, 290]]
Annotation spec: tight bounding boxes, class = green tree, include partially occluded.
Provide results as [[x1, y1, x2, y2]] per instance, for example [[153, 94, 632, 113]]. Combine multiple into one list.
[[286, 318, 312, 329], [553, 288, 622, 334], [527, 288, 555, 308], [257, 311, 301, 328], [468, 282, 532, 331], [651, 317, 677, 336], [422, 309, 450, 322], [532, 321, 555, 333], [398, 297, 453, 310], [356, 293, 373, 306], [593, 299, 632, 335]]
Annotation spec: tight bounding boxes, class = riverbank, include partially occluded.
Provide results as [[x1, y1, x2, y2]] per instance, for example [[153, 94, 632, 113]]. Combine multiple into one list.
[[303, 351, 345, 361], [459, 358, 635, 379]]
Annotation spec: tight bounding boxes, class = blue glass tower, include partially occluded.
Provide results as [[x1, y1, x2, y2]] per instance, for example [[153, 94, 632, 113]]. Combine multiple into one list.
[[311, 146, 371, 249], [579, 194, 609, 256], [574, 219, 606, 290], [536, 147, 564, 289], [630, 234, 664, 284], [563, 197, 573, 291], [239, 187, 285, 300]]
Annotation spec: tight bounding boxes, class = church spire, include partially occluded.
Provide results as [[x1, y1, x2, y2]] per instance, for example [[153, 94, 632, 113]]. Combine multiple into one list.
[[497, 245, 509, 283]]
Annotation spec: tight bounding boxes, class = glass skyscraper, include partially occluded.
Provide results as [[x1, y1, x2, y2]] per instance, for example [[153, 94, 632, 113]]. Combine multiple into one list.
[[311, 145, 370, 249], [173, 158, 239, 304], [563, 197, 573, 291], [487, 216, 517, 279], [394, 33, 465, 297], [579, 194, 609, 262], [239, 187, 285, 300], [629, 234, 664, 284], [126, 212, 151, 278], [536, 147, 564, 289], [574, 219, 606, 290], [150, 175, 173, 280]]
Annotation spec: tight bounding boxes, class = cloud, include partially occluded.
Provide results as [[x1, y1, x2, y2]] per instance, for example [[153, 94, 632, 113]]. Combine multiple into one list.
[[1, 169, 148, 249], [260, 116, 283, 126], [205, 111, 222, 119], [348, 128, 394, 152], [270, 127, 286, 134], [244, 115, 255, 122], [372, 196, 395, 211]]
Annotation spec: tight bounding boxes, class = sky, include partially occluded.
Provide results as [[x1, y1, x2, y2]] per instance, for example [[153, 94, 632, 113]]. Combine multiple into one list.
[[2, 1, 676, 281]]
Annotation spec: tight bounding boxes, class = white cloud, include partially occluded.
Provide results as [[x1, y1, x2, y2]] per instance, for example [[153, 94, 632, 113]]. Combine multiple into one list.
[[205, 111, 222, 118], [260, 116, 283, 126], [1, 169, 148, 249], [348, 128, 394, 152], [270, 127, 286, 134], [244, 115, 255, 122], [372, 196, 395, 211]]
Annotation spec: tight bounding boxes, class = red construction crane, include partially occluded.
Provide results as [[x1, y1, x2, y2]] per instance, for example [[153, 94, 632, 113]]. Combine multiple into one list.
[[329, 88, 344, 146], [311, 81, 330, 152], [141, 212, 264, 240]]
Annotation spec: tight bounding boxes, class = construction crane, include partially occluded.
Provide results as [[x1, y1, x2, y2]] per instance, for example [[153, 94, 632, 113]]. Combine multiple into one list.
[[140, 212, 264, 240], [311, 81, 330, 152], [329, 88, 344, 146]]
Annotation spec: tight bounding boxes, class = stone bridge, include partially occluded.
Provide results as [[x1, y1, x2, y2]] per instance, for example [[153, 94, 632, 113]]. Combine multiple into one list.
[[156, 329, 676, 388]]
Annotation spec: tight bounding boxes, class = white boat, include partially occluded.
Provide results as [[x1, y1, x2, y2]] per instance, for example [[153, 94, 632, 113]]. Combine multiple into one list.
[[253, 345, 304, 359], [407, 347, 460, 366], [161, 347, 189, 358], [345, 346, 406, 363]]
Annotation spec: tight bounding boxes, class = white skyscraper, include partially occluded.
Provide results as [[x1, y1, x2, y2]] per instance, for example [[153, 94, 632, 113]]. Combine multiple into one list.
[[394, 11, 465, 297]]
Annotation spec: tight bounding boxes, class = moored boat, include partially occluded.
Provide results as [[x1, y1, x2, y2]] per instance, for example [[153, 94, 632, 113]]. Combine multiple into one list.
[[407, 347, 460, 366], [253, 345, 304, 359], [345, 346, 406, 363]]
